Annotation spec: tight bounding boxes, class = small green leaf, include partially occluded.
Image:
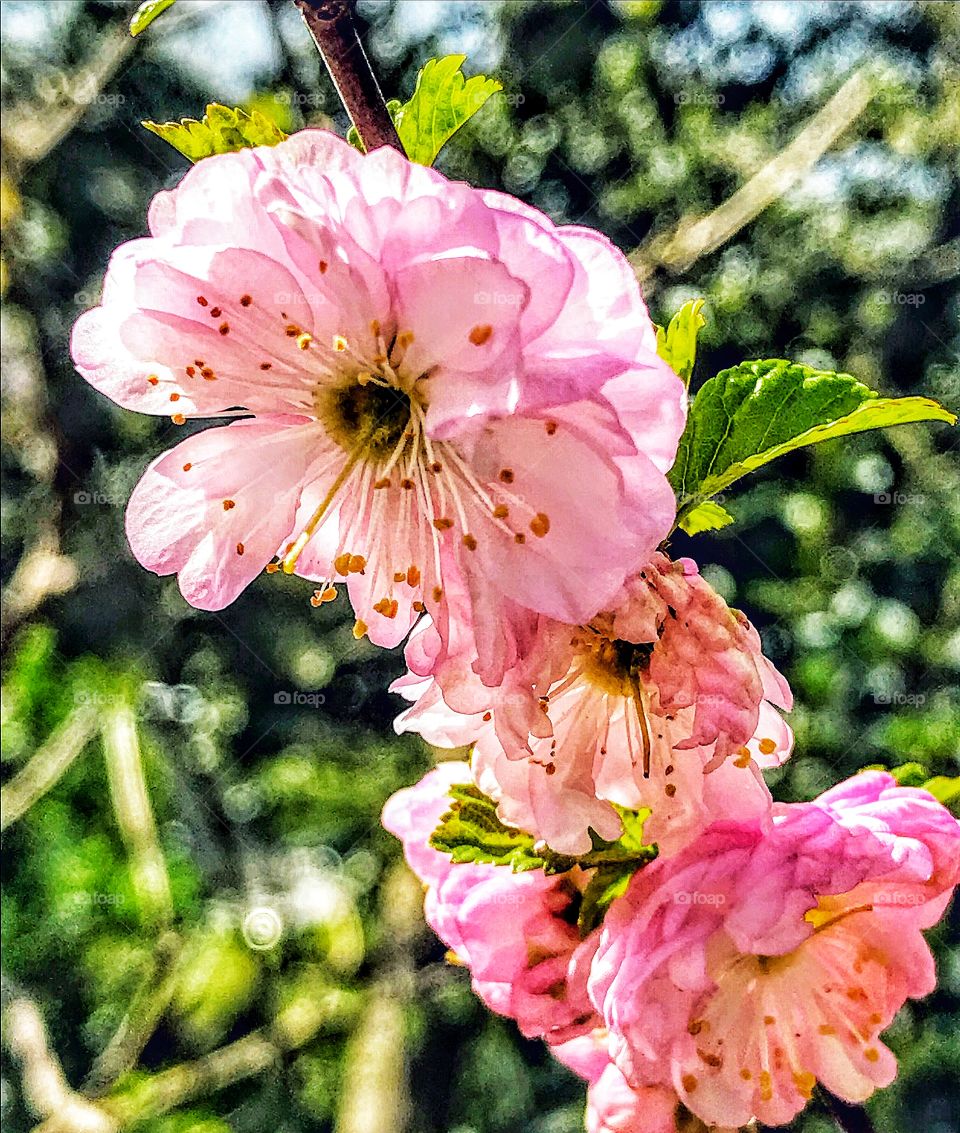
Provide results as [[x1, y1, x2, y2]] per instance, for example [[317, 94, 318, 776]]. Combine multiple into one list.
[[921, 776, 960, 815], [430, 786, 657, 887], [394, 55, 502, 165], [678, 499, 734, 536], [577, 864, 634, 937], [130, 0, 176, 37], [142, 103, 287, 163], [669, 359, 956, 522], [429, 783, 548, 872], [655, 299, 706, 387]]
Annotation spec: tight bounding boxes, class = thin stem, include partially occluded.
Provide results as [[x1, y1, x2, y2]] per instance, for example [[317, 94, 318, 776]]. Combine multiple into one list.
[[819, 1090, 878, 1133], [294, 0, 402, 153]]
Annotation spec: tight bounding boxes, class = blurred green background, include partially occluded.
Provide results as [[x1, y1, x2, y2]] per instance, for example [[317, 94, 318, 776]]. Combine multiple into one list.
[[1, 2, 958, 1131]]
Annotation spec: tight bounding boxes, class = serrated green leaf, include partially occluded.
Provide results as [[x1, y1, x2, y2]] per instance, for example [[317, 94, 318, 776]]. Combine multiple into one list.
[[669, 359, 956, 522], [429, 783, 548, 872], [130, 0, 176, 37], [655, 299, 706, 388], [394, 55, 502, 165], [678, 499, 734, 536], [142, 104, 287, 163]]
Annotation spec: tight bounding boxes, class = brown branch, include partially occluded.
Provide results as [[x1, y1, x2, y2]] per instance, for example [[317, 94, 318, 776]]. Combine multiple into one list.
[[294, 0, 402, 153]]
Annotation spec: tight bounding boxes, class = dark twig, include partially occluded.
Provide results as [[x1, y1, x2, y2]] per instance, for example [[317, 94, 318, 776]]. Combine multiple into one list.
[[819, 1089, 878, 1133], [294, 0, 402, 153]]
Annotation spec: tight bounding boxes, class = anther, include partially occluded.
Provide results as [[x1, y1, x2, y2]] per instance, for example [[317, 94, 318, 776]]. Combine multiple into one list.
[[240, 294, 252, 307], [530, 513, 550, 537], [498, 468, 514, 483], [209, 307, 221, 318], [468, 324, 493, 346], [147, 375, 159, 385], [196, 296, 208, 307], [492, 504, 509, 519], [223, 499, 236, 510], [462, 534, 478, 551], [171, 413, 185, 425], [432, 517, 453, 531], [236, 542, 245, 556]]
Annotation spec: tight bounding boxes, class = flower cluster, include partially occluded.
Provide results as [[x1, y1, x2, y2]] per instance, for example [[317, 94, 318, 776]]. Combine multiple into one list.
[[386, 767, 960, 1131], [73, 130, 958, 1131]]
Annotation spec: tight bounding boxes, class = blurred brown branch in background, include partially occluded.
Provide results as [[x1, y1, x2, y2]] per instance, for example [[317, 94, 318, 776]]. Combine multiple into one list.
[[631, 66, 877, 283]]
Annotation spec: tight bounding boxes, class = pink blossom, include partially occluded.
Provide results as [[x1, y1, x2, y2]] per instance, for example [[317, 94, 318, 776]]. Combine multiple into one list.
[[553, 1032, 682, 1133], [72, 131, 685, 681], [395, 552, 792, 855], [381, 762, 599, 1042], [588, 772, 960, 1128]]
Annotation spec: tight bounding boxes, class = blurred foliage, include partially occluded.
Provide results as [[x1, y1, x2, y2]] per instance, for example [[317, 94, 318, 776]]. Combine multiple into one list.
[[1, 2, 958, 1132]]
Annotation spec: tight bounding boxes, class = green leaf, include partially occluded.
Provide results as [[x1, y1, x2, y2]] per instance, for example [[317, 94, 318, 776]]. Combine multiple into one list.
[[429, 783, 548, 872], [669, 359, 956, 521], [130, 0, 176, 37], [142, 104, 287, 163], [577, 864, 634, 937], [678, 499, 734, 536], [655, 299, 706, 387], [394, 55, 502, 165], [921, 776, 960, 816]]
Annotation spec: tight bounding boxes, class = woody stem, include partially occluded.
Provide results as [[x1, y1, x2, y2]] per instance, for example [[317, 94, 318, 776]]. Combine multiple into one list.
[[294, 0, 403, 153]]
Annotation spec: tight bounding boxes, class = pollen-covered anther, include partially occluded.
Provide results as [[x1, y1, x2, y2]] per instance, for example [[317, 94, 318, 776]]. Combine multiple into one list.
[[348, 554, 366, 574], [734, 747, 752, 768], [285, 324, 301, 338], [222, 499, 236, 511], [196, 296, 208, 307], [182, 462, 192, 471], [332, 335, 348, 352], [406, 565, 421, 587], [265, 562, 280, 574], [514, 532, 526, 544], [492, 504, 509, 519], [468, 324, 493, 346], [396, 330, 415, 349], [171, 413, 186, 425], [260, 362, 272, 371], [430, 461, 442, 474], [400, 478, 415, 490], [412, 600, 425, 613], [545, 420, 558, 435], [393, 571, 407, 583], [186, 366, 196, 377], [318, 260, 328, 274], [462, 533, 478, 551], [374, 477, 391, 490], [219, 323, 230, 336], [310, 585, 338, 607], [240, 294, 252, 307], [169, 393, 180, 402], [236, 542, 245, 556], [432, 517, 454, 531], [334, 553, 352, 576], [209, 306, 221, 318], [530, 512, 550, 537], [498, 468, 514, 483], [296, 332, 312, 351], [432, 586, 443, 602], [201, 367, 215, 380], [353, 619, 368, 639], [758, 737, 777, 755], [147, 375, 159, 385]]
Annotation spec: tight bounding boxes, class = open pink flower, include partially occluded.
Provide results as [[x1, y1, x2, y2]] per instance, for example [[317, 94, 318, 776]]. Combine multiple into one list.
[[588, 772, 960, 1128], [382, 762, 599, 1043], [72, 130, 685, 679], [395, 553, 792, 855]]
